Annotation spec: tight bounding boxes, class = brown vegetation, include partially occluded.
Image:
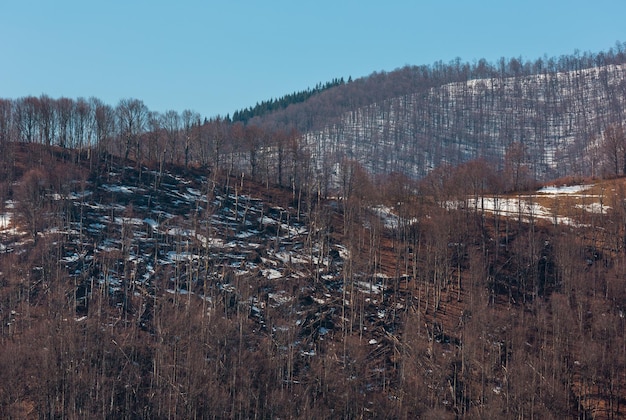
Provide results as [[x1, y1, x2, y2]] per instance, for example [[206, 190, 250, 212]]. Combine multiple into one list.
[[1, 48, 626, 417], [0, 141, 625, 418]]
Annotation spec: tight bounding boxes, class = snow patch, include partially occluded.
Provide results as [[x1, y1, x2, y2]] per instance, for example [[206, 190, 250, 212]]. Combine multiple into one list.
[[575, 203, 610, 214], [0, 213, 11, 229], [537, 184, 593, 195], [262, 268, 283, 279]]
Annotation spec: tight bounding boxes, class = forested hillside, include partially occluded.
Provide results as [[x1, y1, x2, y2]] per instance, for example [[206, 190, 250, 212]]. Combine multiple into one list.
[[249, 45, 626, 182], [1, 45, 626, 418], [2, 142, 626, 418], [302, 63, 626, 181]]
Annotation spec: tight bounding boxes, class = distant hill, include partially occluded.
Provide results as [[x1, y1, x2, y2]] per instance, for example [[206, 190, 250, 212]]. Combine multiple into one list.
[[250, 45, 626, 181]]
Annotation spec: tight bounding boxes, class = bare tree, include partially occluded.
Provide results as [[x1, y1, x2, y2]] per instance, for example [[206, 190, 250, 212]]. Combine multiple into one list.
[[73, 97, 92, 151], [161, 109, 180, 164], [14, 96, 39, 143], [37, 95, 56, 146], [145, 111, 163, 164], [0, 99, 12, 143], [181, 109, 200, 167], [116, 98, 148, 161], [56, 97, 74, 148], [601, 123, 626, 176], [90, 97, 117, 155], [16, 168, 49, 241], [504, 141, 531, 191]]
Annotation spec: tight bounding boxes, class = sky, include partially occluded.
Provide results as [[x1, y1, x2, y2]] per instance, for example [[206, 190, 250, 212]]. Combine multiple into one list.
[[1, 0, 625, 119]]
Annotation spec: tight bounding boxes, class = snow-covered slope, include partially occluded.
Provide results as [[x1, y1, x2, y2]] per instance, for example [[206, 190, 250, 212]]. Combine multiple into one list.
[[303, 64, 626, 180]]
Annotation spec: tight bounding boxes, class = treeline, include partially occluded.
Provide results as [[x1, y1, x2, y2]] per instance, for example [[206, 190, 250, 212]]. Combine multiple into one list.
[[2, 44, 626, 188], [231, 77, 348, 123], [0, 96, 308, 190]]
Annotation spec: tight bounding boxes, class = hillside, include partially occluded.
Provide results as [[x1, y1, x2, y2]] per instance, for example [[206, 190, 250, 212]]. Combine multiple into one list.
[[1, 144, 626, 418], [302, 64, 626, 181], [2, 45, 626, 419], [239, 47, 626, 184]]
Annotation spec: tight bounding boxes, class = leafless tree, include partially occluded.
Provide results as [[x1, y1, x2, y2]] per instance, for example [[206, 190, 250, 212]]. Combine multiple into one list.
[[601, 123, 626, 176], [116, 98, 148, 161], [161, 109, 180, 164], [181, 109, 200, 167]]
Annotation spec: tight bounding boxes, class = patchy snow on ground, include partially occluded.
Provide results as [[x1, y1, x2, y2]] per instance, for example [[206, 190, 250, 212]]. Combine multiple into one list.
[[166, 251, 200, 262], [114, 216, 144, 226], [466, 197, 578, 225], [272, 250, 309, 265], [575, 203, 610, 214], [0, 162, 400, 361], [268, 290, 292, 305], [334, 244, 347, 255], [262, 268, 283, 280], [369, 205, 418, 230], [143, 218, 159, 230], [356, 280, 383, 294], [0, 213, 11, 229], [101, 185, 138, 194], [537, 184, 593, 195], [371, 205, 401, 229], [463, 183, 619, 223], [68, 190, 93, 200]]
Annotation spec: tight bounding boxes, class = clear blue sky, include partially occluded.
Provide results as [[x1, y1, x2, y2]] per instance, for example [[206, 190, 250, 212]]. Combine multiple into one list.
[[1, 0, 624, 119]]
